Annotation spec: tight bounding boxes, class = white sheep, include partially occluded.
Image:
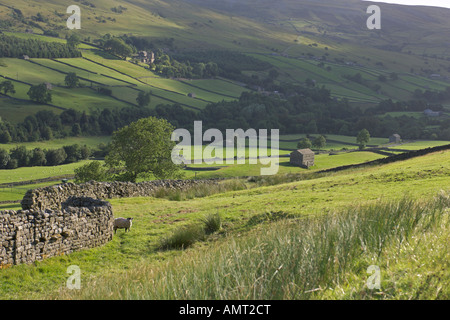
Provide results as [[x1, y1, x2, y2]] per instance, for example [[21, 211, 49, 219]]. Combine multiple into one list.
[[114, 217, 133, 234]]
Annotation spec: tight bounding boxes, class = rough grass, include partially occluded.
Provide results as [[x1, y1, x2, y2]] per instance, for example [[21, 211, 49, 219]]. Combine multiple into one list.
[[159, 224, 206, 250], [56, 192, 450, 300], [0, 150, 448, 299]]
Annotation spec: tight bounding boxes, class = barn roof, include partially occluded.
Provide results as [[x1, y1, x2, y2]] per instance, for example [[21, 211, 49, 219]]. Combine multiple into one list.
[[293, 148, 315, 155]]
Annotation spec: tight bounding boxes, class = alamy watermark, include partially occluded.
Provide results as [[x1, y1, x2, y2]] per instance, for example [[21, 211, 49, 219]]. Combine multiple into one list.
[[367, 5, 381, 30], [67, 265, 81, 290], [67, 5, 81, 30], [171, 121, 279, 175], [65, 4, 381, 31], [366, 265, 381, 290]]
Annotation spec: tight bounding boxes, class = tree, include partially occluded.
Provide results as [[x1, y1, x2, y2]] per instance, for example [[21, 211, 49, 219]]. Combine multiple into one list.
[[74, 161, 109, 183], [80, 145, 91, 159], [10, 146, 31, 167], [27, 83, 52, 103], [65, 72, 80, 88], [0, 130, 12, 143], [46, 148, 67, 166], [63, 144, 82, 163], [105, 117, 182, 182], [356, 129, 371, 149], [305, 120, 318, 134], [312, 135, 326, 152], [66, 33, 81, 48], [30, 148, 47, 166], [136, 91, 151, 107], [297, 137, 312, 149], [42, 126, 53, 140], [72, 123, 82, 136], [0, 149, 10, 169], [0, 80, 15, 95], [103, 38, 133, 58]]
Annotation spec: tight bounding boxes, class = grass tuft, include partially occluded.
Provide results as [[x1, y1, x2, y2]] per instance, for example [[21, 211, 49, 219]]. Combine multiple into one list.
[[201, 213, 222, 234], [158, 224, 205, 250]]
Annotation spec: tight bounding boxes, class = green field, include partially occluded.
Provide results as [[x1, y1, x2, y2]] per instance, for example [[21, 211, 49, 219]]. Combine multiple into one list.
[[0, 136, 111, 152], [0, 160, 93, 185], [0, 147, 448, 299], [1, 0, 450, 301], [388, 140, 450, 150], [0, 46, 254, 117]]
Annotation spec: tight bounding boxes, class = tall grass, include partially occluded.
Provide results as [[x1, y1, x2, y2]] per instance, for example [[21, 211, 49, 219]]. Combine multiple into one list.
[[159, 224, 206, 250], [159, 213, 223, 250], [58, 192, 449, 300]]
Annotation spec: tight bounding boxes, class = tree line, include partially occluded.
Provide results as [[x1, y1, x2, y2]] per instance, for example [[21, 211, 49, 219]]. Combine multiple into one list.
[[0, 34, 81, 59], [0, 144, 92, 169], [1, 84, 449, 146]]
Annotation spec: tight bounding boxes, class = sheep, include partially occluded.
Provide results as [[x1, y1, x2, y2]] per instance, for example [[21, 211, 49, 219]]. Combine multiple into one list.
[[114, 217, 133, 234]]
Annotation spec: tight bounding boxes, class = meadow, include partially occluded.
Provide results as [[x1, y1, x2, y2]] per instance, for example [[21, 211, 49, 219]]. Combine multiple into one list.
[[0, 148, 448, 299], [0, 136, 111, 152], [0, 135, 446, 205], [0, 0, 449, 300]]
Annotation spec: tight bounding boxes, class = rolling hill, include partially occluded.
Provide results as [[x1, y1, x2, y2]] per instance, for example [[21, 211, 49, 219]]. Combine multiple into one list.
[[0, 0, 449, 302], [0, 0, 449, 126]]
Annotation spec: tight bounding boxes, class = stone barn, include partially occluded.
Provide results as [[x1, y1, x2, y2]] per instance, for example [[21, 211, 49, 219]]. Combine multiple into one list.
[[389, 134, 401, 144], [290, 148, 315, 168]]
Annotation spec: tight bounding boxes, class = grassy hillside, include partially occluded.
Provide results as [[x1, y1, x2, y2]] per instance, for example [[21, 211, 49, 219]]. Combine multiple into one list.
[[0, 0, 449, 124], [0, 0, 449, 302], [0, 148, 448, 299], [0, 135, 447, 208]]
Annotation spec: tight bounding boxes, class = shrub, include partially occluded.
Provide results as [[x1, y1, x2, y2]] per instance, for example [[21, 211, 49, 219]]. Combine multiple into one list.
[[74, 161, 109, 183]]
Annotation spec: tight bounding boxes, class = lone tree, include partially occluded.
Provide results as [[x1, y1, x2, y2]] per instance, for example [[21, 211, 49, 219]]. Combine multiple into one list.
[[312, 135, 326, 152], [297, 137, 312, 149], [0, 80, 15, 95], [357, 129, 370, 149], [65, 72, 80, 88], [27, 83, 52, 103], [105, 117, 183, 182], [136, 91, 151, 107]]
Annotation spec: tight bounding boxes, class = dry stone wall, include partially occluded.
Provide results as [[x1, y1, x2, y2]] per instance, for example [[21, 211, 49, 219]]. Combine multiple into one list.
[[1, 179, 217, 267], [0, 197, 113, 267], [21, 179, 218, 211]]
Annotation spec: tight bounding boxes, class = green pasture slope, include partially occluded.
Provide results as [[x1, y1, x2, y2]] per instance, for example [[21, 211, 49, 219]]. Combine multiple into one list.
[[0, 33, 251, 122], [0, 147, 448, 300], [248, 53, 449, 104], [0, 135, 446, 207]]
